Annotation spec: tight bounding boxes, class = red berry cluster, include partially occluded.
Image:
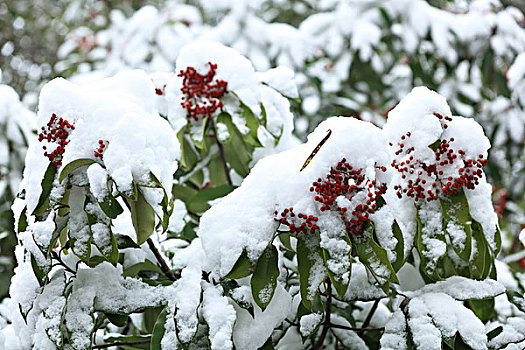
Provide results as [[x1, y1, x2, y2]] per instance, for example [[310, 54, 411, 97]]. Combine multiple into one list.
[[94, 140, 108, 161], [275, 158, 387, 236], [178, 62, 228, 122], [311, 158, 387, 235], [38, 113, 75, 166], [391, 113, 487, 201], [274, 207, 319, 234]]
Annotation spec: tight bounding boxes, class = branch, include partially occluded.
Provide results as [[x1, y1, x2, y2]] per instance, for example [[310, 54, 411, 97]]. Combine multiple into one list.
[[210, 119, 233, 185], [312, 280, 332, 350], [146, 238, 179, 281], [329, 323, 385, 332], [93, 339, 150, 349], [358, 298, 380, 335], [51, 250, 76, 274]]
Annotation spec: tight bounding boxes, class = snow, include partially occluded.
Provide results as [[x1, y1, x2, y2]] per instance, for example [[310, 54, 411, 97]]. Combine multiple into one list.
[[232, 283, 292, 350], [201, 283, 236, 350], [330, 314, 368, 350], [299, 313, 322, 336], [380, 309, 407, 350]]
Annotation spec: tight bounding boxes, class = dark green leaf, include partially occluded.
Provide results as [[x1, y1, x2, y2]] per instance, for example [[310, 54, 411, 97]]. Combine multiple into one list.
[[31, 254, 46, 287], [487, 326, 503, 341], [123, 260, 163, 278], [58, 158, 95, 183], [279, 232, 293, 251], [251, 244, 279, 311], [104, 312, 128, 327], [221, 279, 255, 317], [467, 298, 494, 323], [33, 162, 57, 215], [297, 234, 324, 310], [224, 249, 254, 279], [258, 337, 275, 350], [470, 220, 488, 280], [115, 233, 141, 249], [151, 308, 168, 350], [354, 224, 399, 285], [18, 206, 27, 233], [439, 189, 472, 262], [187, 185, 235, 213], [128, 188, 156, 245], [98, 191, 123, 219], [506, 290, 525, 313], [392, 220, 405, 272]]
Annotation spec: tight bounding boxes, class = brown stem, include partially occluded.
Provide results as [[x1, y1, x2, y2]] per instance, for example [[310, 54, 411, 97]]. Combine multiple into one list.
[[312, 280, 332, 350], [329, 323, 385, 332], [358, 298, 380, 335], [146, 238, 179, 281], [210, 119, 233, 185], [93, 339, 150, 349]]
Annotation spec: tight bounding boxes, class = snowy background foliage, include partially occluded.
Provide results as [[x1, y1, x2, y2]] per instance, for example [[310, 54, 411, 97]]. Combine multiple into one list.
[[0, 0, 524, 349]]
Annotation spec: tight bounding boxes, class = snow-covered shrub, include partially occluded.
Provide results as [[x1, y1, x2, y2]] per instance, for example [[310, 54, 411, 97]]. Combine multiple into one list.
[[1, 41, 300, 348]]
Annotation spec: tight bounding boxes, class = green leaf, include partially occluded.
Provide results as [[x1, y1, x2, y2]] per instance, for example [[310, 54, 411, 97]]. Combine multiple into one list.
[[172, 184, 198, 205], [222, 126, 252, 177], [470, 220, 488, 280], [221, 279, 255, 317], [241, 104, 263, 147], [416, 205, 445, 282], [321, 233, 352, 299], [216, 112, 235, 144], [392, 220, 405, 272], [428, 139, 441, 151], [467, 298, 494, 323], [279, 232, 294, 251], [224, 249, 254, 279], [128, 188, 156, 245], [439, 189, 472, 262], [115, 233, 141, 249], [354, 224, 399, 285], [487, 326, 503, 341], [31, 254, 46, 287], [297, 234, 325, 310], [33, 162, 57, 215], [144, 306, 163, 333], [177, 129, 199, 171], [151, 308, 168, 350], [104, 312, 129, 327], [251, 244, 279, 311], [17, 206, 28, 233], [98, 191, 123, 219], [123, 260, 163, 278], [58, 158, 95, 183], [187, 185, 235, 213]]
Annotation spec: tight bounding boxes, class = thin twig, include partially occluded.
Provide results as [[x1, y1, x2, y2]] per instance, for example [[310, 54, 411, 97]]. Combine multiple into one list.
[[146, 238, 179, 281], [312, 280, 332, 350], [51, 250, 76, 274], [359, 298, 380, 335], [285, 318, 300, 327], [93, 339, 150, 349], [210, 119, 233, 185], [329, 323, 385, 332]]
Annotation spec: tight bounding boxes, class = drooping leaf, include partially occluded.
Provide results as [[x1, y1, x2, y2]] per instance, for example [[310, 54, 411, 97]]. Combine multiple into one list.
[[224, 249, 254, 280], [392, 220, 405, 272], [104, 312, 129, 327], [58, 158, 95, 183], [128, 188, 156, 245], [150, 307, 168, 350], [33, 162, 57, 215], [98, 191, 123, 219], [439, 189, 472, 262], [114, 233, 141, 249], [354, 223, 399, 285], [416, 205, 446, 282], [467, 298, 495, 323], [187, 185, 236, 213], [221, 279, 255, 317], [251, 244, 279, 311], [297, 234, 325, 310]]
